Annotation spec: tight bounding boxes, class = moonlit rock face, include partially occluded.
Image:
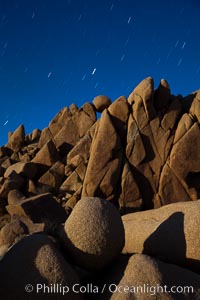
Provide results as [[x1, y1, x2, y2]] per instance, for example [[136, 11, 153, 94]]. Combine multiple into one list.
[[122, 200, 200, 273], [63, 197, 125, 270]]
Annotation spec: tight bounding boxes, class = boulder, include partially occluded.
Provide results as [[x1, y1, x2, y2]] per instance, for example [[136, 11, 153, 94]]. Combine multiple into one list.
[[6, 193, 67, 224], [64, 187, 82, 211], [0, 218, 28, 245], [128, 77, 155, 120], [6, 124, 25, 152], [62, 197, 125, 270], [155, 110, 199, 206], [82, 110, 123, 201], [155, 163, 191, 207], [32, 140, 60, 167], [160, 96, 182, 133], [70, 103, 78, 115], [60, 170, 82, 194], [4, 162, 37, 179], [119, 160, 143, 213], [1, 158, 14, 169], [169, 121, 200, 201], [122, 200, 200, 273], [28, 128, 41, 142], [93, 95, 112, 112], [173, 113, 194, 144], [108, 96, 129, 142], [54, 118, 79, 155], [66, 129, 94, 167], [126, 113, 146, 167], [75, 161, 87, 181], [48, 107, 71, 136], [38, 127, 53, 148], [72, 103, 96, 138], [38, 161, 65, 189], [0, 215, 44, 247], [0, 172, 25, 198], [110, 254, 200, 299], [0, 233, 81, 299]]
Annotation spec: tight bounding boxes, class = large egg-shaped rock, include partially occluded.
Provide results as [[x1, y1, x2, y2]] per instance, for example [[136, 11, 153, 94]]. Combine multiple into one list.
[[64, 197, 125, 270]]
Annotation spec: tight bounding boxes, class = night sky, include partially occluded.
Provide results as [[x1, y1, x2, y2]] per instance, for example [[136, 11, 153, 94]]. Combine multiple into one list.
[[0, 0, 200, 145]]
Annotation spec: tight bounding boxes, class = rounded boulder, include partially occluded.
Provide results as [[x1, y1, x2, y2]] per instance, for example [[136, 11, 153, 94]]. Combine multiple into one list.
[[63, 197, 125, 270], [93, 95, 112, 112], [0, 233, 81, 299]]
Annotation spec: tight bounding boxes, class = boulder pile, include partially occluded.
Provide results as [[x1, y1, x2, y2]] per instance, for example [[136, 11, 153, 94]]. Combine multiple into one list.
[[0, 77, 200, 299], [0, 77, 200, 214]]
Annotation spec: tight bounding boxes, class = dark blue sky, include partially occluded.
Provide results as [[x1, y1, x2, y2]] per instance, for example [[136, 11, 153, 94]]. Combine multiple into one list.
[[0, 0, 200, 145]]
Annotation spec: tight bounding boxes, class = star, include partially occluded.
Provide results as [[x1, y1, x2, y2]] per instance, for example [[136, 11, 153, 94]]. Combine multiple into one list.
[[127, 17, 132, 24], [3, 120, 8, 126], [92, 68, 96, 75]]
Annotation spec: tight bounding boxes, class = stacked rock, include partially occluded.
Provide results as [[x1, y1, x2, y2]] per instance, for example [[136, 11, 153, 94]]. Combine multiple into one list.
[[0, 77, 199, 298], [0, 197, 125, 299], [0, 77, 199, 219], [1, 198, 200, 299]]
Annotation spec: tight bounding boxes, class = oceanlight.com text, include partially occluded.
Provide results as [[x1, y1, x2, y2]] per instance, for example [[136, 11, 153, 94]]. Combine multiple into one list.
[[25, 283, 194, 296]]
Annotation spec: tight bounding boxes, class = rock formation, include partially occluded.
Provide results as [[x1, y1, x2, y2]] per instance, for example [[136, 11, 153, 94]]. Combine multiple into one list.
[[0, 77, 199, 213], [0, 77, 199, 299]]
